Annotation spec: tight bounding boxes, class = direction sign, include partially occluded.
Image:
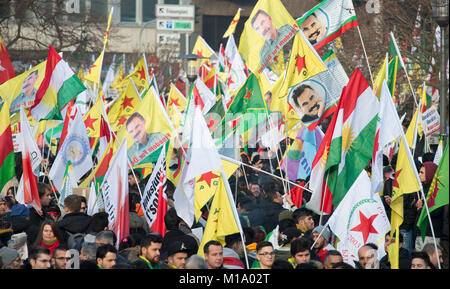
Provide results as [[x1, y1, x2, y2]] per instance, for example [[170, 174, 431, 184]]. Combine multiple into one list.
[[156, 4, 194, 18], [157, 33, 181, 44], [157, 19, 194, 32]]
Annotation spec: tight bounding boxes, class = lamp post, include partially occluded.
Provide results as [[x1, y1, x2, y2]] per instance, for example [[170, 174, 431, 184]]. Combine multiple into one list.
[[179, 53, 204, 98], [431, 0, 449, 148]]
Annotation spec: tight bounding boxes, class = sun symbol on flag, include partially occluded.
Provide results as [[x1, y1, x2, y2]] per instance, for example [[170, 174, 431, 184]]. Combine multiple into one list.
[[41, 86, 58, 109], [319, 145, 330, 169], [341, 122, 356, 154]]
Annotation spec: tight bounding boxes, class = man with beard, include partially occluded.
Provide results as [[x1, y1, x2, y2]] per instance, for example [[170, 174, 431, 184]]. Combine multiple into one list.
[[300, 13, 326, 45], [133, 233, 163, 269], [251, 9, 294, 69], [292, 84, 325, 123]]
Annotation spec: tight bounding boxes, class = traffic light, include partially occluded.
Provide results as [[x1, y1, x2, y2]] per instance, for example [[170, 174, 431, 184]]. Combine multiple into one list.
[[194, 5, 200, 24]]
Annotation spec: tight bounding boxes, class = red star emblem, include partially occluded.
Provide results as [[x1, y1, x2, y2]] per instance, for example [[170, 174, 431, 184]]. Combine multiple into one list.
[[227, 75, 235, 87], [393, 169, 402, 188], [350, 211, 379, 244], [118, 116, 127, 126], [295, 54, 306, 75], [122, 95, 134, 109], [169, 98, 180, 107], [206, 115, 219, 132], [88, 64, 96, 74], [243, 88, 252, 101], [197, 171, 220, 187], [137, 67, 146, 80], [84, 114, 98, 130], [196, 50, 204, 57]]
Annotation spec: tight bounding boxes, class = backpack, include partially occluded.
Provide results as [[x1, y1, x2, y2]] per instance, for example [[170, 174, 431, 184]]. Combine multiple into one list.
[[66, 231, 86, 251]]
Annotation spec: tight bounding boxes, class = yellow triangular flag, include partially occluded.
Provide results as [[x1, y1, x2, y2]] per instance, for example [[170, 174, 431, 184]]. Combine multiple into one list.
[[108, 79, 141, 132], [223, 8, 242, 38], [167, 84, 187, 115], [197, 173, 240, 258], [85, 51, 104, 84], [124, 57, 149, 89]]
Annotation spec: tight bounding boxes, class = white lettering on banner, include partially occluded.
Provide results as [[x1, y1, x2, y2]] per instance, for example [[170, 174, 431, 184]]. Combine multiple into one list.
[[141, 148, 166, 228]]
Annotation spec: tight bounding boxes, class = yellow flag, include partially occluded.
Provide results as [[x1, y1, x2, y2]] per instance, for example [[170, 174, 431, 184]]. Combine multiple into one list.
[[269, 31, 326, 118], [85, 51, 104, 84], [107, 79, 141, 132], [84, 97, 106, 138], [124, 57, 149, 89], [192, 36, 215, 59], [168, 104, 183, 131], [77, 67, 85, 83], [239, 0, 298, 74], [167, 84, 187, 115], [110, 63, 125, 94], [373, 55, 388, 98], [116, 87, 174, 166], [103, 8, 113, 48], [0, 61, 46, 114], [223, 8, 242, 38], [389, 135, 421, 269], [405, 100, 423, 149], [197, 173, 240, 258]]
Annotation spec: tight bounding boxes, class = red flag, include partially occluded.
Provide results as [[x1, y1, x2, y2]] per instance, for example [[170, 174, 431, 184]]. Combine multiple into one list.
[[0, 36, 16, 84]]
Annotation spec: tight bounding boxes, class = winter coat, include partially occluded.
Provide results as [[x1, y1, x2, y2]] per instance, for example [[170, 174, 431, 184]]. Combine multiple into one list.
[[57, 212, 92, 243]]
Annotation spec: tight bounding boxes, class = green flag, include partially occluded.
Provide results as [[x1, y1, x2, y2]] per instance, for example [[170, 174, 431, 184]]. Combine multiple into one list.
[[387, 32, 404, 98], [221, 73, 268, 141], [417, 142, 449, 240]]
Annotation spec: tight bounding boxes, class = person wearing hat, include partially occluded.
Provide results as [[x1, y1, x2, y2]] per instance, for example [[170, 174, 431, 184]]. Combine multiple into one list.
[[164, 240, 189, 269], [312, 225, 335, 263], [0, 246, 22, 269]]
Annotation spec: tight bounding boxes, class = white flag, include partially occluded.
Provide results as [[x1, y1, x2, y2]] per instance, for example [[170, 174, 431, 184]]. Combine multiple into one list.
[[371, 81, 404, 195], [175, 107, 222, 226], [87, 181, 99, 216], [326, 171, 391, 267], [49, 109, 93, 192], [101, 138, 129, 248], [16, 108, 43, 206], [141, 146, 167, 229]]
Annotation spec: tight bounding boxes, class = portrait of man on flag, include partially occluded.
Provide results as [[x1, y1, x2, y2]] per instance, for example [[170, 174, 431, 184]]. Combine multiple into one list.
[[117, 88, 174, 167], [288, 80, 327, 123], [239, 0, 298, 74], [300, 11, 327, 45], [126, 112, 168, 160], [10, 70, 39, 112], [251, 9, 294, 70]]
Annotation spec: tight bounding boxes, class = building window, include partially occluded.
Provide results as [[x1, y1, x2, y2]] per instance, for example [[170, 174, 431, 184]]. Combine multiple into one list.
[[143, 0, 157, 22], [91, 0, 108, 21], [120, 0, 136, 22]]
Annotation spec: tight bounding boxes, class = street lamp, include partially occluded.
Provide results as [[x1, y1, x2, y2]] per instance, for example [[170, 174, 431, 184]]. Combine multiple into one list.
[[431, 0, 449, 147], [179, 54, 205, 97]]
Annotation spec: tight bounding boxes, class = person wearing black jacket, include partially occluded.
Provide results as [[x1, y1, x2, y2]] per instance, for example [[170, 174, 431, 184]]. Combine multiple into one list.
[[56, 195, 91, 244], [380, 231, 411, 269], [261, 182, 287, 234]]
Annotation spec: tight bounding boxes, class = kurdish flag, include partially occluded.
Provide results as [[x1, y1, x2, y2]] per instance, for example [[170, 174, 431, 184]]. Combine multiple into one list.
[[31, 46, 86, 122], [0, 99, 15, 191], [0, 35, 16, 84], [417, 142, 449, 240], [297, 0, 358, 50], [306, 68, 379, 214]]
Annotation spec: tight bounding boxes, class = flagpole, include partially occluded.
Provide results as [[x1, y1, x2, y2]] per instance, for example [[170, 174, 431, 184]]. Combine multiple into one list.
[[356, 26, 374, 86], [390, 31, 419, 108], [319, 171, 330, 225], [220, 167, 249, 269], [220, 154, 313, 193]]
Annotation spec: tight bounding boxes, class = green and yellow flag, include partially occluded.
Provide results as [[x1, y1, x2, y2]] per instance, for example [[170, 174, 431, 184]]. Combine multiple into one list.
[[417, 142, 449, 240]]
